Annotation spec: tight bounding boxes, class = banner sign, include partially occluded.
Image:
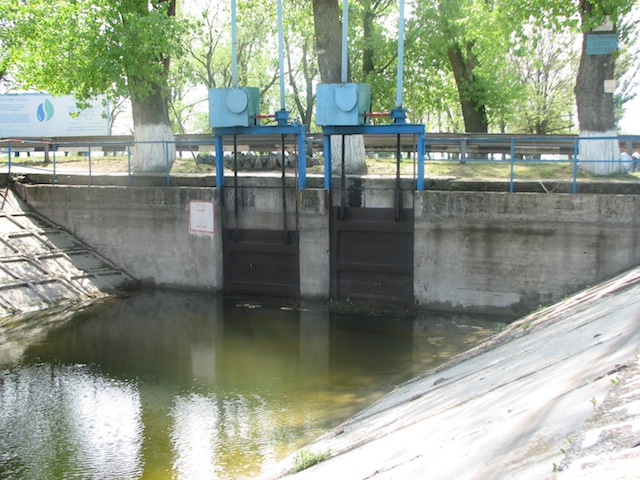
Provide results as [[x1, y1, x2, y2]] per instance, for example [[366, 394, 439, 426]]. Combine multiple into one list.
[[0, 94, 109, 137], [586, 33, 618, 55]]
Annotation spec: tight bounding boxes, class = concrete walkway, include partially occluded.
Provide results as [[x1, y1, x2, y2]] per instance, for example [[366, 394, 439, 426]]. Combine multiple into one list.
[[260, 268, 640, 479]]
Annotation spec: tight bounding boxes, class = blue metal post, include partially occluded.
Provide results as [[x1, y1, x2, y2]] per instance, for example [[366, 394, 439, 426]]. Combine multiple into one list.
[[52, 144, 57, 183], [127, 144, 132, 186], [509, 138, 515, 193], [417, 134, 425, 191], [297, 133, 307, 189], [215, 135, 225, 188], [396, 0, 405, 109], [324, 134, 332, 189], [573, 138, 579, 194], [88, 145, 92, 185], [7, 141, 11, 177], [231, 0, 238, 88], [341, 0, 348, 83], [165, 142, 171, 186], [277, 0, 286, 111]]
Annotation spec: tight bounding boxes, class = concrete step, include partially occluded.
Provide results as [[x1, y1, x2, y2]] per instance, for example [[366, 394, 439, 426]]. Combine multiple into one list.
[[0, 188, 137, 317]]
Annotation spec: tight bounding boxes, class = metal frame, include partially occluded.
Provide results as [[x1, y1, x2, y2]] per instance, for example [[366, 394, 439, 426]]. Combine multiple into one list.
[[321, 122, 426, 190], [213, 123, 307, 189]]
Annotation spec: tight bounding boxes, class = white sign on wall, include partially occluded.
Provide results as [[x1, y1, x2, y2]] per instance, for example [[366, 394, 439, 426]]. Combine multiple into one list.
[[0, 94, 109, 137], [189, 201, 215, 236]]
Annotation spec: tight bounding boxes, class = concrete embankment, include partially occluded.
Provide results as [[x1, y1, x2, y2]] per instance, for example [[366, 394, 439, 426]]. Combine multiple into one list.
[[0, 186, 136, 318], [260, 267, 640, 480]]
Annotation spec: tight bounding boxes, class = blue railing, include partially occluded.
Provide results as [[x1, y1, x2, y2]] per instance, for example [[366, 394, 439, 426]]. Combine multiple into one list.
[[1, 134, 639, 193]]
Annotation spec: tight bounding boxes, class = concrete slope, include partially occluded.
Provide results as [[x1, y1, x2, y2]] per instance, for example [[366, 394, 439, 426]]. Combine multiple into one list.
[[0, 187, 137, 317], [260, 268, 640, 480]]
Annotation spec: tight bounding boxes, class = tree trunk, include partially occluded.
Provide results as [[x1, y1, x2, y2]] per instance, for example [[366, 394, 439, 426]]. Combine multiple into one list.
[[575, 3, 621, 174], [128, 0, 176, 173], [447, 43, 488, 133], [313, 0, 367, 174], [313, 0, 343, 84], [131, 87, 175, 173]]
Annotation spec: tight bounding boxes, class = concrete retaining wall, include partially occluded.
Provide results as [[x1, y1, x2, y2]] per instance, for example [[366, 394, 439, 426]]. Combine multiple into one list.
[[12, 179, 640, 314], [414, 191, 640, 314], [14, 184, 224, 291]]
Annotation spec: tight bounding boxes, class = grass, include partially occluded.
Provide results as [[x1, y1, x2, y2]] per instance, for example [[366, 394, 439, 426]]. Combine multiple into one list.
[[292, 448, 331, 472], [5, 153, 640, 183]]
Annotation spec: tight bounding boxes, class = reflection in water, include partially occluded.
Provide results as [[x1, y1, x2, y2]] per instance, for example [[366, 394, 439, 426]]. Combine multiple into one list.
[[0, 291, 506, 479], [0, 364, 143, 480]]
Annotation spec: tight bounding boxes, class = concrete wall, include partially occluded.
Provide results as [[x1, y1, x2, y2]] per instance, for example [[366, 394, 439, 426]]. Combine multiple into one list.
[[14, 184, 224, 290], [12, 179, 640, 314], [414, 191, 640, 314]]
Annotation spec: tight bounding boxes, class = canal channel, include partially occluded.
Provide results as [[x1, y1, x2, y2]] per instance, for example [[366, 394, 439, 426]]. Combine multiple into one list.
[[0, 290, 507, 479]]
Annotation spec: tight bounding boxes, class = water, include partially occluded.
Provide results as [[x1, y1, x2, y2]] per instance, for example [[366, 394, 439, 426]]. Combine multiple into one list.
[[0, 291, 506, 479]]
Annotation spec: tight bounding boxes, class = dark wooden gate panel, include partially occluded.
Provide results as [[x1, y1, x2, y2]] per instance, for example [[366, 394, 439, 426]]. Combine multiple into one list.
[[330, 207, 413, 303], [223, 229, 299, 296]]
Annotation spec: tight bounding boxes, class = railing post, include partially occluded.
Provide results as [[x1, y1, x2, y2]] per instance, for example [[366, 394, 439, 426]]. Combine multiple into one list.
[[52, 143, 57, 184], [166, 141, 171, 186], [88, 144, 92, 185], [573, 138, 579, 194], [7, 141, 11, 176], [127, 144, 132, 186], [417, 134, 425, 191], [509, 138, 515, 193]]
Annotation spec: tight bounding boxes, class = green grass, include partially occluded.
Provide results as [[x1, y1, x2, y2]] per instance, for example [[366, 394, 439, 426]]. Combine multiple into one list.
[[6, 153, 640, 183], [292, 448, 331, 472]]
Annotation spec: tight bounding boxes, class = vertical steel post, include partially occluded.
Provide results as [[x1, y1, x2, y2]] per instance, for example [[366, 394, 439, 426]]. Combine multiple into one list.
[[417, 134, 425, 191], [297, 133, 307, 189], [509, 138, 515, 193], [52, 144, 57, 184], [88, 144, 92, 185], [277, 0, 286, 111], [341, 0, 348, 83], [165, 141, 171, 186], [324, 135, 332, 189], [396, 0, 405, 109], [7, 141, 11, 177], [215, 135, 225, 188], [127, 144, 132, 186], [573, 138, 579, 194], [231, 0, 238, 88]]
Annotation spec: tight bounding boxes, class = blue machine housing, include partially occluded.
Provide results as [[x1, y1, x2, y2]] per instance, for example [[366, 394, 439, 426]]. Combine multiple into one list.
[[209, 87, 260, 128], [316, 83, 370, 126]]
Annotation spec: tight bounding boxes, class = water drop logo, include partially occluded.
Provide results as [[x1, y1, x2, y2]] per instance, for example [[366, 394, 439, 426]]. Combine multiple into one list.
[[36, 99, 55, 122]]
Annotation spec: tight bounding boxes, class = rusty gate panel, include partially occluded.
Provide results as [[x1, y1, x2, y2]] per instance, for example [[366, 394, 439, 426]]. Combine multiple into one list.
[[330, 207, 413, 303], [223, 229, 299, 296]]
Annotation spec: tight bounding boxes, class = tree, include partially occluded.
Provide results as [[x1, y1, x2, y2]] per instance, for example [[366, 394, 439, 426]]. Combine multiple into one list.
[[510, 29, 578, 135], [313, 0, 368, 174], [4, 0, 188, 172]]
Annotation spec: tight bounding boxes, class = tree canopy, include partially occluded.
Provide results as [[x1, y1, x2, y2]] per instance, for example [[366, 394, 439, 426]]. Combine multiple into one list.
[[1, 0, 637, 142]]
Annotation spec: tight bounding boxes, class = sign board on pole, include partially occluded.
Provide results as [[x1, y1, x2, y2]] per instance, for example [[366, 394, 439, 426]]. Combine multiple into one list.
[[0, 94, 109, 137], [586, 33, 618, 55]]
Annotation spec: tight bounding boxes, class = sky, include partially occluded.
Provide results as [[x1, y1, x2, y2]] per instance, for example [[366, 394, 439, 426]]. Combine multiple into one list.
[[620, 95, 639, 134]]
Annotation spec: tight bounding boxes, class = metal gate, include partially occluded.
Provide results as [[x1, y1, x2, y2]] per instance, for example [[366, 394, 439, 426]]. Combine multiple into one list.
[[330, 206, 413, 303], [223, 228, 299, 296]]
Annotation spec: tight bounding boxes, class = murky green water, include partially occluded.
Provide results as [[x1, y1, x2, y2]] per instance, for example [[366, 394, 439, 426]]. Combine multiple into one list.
[[0, 291, 506, 479]]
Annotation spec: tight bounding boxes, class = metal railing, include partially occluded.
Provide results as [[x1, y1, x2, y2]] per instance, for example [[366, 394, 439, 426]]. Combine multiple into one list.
[[1, 134, 639, 193]]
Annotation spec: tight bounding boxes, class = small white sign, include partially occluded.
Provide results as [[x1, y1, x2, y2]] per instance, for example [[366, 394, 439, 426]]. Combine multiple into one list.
[[189, 201, 215, 235], [604, 79, 617, 93]]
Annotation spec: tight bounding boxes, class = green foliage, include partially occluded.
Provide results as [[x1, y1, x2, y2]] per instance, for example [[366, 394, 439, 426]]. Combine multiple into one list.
[[4, 0, 191, 102], [292, 448, 331, 472]]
